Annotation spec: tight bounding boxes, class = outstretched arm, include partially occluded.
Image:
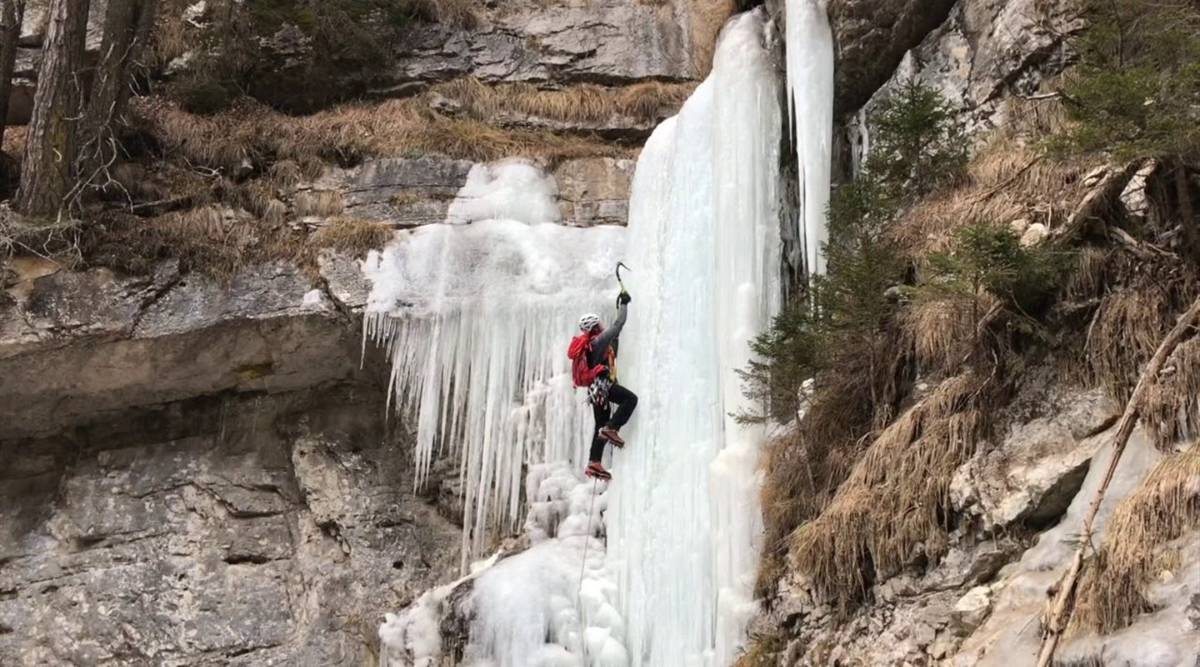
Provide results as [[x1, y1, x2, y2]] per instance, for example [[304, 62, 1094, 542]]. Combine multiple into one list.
[[592, 302, 628, 350]]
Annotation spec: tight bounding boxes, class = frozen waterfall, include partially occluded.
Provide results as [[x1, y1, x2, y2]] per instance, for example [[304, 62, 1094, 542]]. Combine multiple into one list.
[[375, 3, 835, 665], [785, 0, 834, 276], [607, 9, 781, 666]]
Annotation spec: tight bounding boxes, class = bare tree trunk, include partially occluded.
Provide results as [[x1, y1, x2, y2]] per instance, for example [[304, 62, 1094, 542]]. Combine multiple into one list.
[[1035, 295, 1200, 667], [0, 0, 23, 150], [78, 0, 155, 184], [14, 0, 89, 217]]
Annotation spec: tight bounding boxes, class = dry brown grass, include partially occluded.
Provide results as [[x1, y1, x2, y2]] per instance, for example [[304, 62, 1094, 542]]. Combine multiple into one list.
[[310, 216, 392, 258], [134, 95, 632, 178], [756, 344, 893, 596], [733, 629, 786, 667], [81, 206, 308, 280], [892, 136, 1096, 258], [427, 77, 694, 128], [80, 207, 391, 280], [408, 0, 479, 28], [688, 0, 737, 76], [2, 126, 27, 159], [788, 372, 991, 610], [266, 159, 322, 191], [294, 191, 346, 218], [1062, 245, 1111, 304], [1068, 442, 1200, 635], [901, 295, 992, 371], [1142, 338, 1200, 450], [1085, 276, 1200, 403], [151, 0, 199, 67], [756, 319, 917, 602]]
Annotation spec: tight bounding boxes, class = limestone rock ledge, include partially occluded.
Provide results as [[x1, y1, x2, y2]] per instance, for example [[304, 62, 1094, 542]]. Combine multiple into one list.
[[303, 156, 634, 229], [846, 0, 1082, 157], [0, 259, 360, 440]]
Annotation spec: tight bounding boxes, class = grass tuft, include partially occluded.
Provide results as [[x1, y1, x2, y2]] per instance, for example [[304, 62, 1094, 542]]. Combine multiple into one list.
[[427, 77, 694, 129], [310, 216, 392, 258], [294, 191, 346, 218], [1086, 281, 1185, 403], [80, 207, 307, 281], [134, 95, 633, 179], [788, 372, 992, 611], [1068, 442, 1200, 635], [1142, 338, 1200, 450]]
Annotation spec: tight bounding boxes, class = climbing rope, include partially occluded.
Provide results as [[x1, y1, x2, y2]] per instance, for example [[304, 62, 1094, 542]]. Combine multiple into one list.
[[578, 477, 599, 588], [577, 475, 600, 664]]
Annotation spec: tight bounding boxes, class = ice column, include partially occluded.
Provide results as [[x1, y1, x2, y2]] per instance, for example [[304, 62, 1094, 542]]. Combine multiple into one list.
[[364, 160, 627, 566], [607, 9, 781, 666], [785, 0, 834, 276]]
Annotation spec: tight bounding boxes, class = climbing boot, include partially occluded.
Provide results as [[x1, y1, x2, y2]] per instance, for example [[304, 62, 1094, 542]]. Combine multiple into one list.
[[585, 462, 612, 481], [599, 426, 625, 447]]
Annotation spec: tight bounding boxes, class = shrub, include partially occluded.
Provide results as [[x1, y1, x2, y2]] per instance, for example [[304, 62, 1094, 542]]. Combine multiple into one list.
[[924, 223, 1066, 319], [171, 0, 477, 113], [1051, 0, 1200, 160], [866, 78, 967, 198], [741, 80, 964, 421]]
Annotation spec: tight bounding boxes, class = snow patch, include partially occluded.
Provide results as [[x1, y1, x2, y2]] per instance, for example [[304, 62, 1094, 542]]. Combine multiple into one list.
[[302, 288, 324, 306]]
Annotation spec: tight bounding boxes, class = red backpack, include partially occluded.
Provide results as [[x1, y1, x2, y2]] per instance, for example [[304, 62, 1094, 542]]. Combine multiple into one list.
[[568, 334, 607, 387]]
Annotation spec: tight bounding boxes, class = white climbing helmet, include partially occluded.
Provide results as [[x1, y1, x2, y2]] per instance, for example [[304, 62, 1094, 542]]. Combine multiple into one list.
[[578, 313, 601, 332]]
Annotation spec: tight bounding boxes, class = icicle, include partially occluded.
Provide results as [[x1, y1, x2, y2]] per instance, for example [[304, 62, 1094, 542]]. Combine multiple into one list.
[[363, 164, 626, 567], [785, 0, 834, 277], [850, 106, 871, 178]]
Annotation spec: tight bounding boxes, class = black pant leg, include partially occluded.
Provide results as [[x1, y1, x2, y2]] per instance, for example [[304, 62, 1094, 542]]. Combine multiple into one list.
[[589, 400, 610, 463], [606, 383, 638, 428]]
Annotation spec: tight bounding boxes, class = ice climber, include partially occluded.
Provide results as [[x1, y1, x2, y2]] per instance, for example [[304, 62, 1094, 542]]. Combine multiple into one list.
[[568, 292, 637, 481]]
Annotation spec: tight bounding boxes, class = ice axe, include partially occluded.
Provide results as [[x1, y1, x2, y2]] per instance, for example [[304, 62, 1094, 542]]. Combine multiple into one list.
[[615, 262, 631, 306]]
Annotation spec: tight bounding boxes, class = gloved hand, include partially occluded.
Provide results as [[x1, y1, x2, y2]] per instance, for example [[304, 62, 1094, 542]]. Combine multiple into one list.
[[618, 291, 632, 305]]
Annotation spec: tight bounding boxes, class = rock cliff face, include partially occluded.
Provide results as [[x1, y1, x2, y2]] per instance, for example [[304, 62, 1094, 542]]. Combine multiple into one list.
[[755, 383, 1198, 665], [0, 383, 463, 665], [168, 0, 735, 114], [304, 156, 634, 229], [0, 255, 467, 664], [845, 0, 1082, 162]]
